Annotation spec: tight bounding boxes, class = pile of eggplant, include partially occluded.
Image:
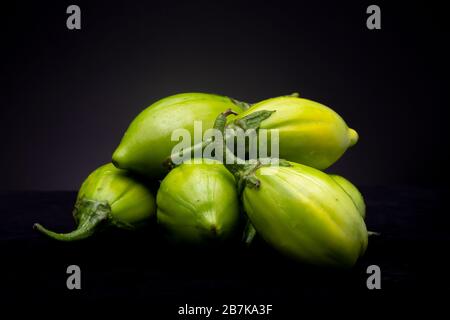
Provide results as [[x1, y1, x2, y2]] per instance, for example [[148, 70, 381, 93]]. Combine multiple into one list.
[[34, 92, 368, 268]]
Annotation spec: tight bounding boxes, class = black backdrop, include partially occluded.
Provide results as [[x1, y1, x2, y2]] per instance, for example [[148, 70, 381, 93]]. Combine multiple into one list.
[[2, 0, 449, 190], [2, 0, 450, 316]]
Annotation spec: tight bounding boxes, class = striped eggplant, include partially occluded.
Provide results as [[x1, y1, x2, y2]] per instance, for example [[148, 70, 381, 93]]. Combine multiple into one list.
[[330, 174, 366, 219], [227, 95, 359, 170], [112, 93, 245, 178], [243, 171, 367, 245], [157, 159, 240, 244], [34, 163, 156, 241], [234, 160, 368, 268]]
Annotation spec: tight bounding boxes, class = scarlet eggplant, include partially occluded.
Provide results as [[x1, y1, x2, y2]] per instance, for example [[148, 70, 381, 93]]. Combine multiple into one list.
[[156, 159, 240, 244], [330, 174, 366, 219], [112, 93, 245, 178], [227, 95, 359, 170], [34, 163, 156, 241]]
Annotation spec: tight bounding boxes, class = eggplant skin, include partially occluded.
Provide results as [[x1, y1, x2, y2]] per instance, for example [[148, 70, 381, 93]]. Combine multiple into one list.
[[231, 96, 358, 170], [112, 93, 243, 178], [156, 160, 240, 244], [330, 174, 366, 219], [78, 163, 156, 227], [243, 162, 368, 268]]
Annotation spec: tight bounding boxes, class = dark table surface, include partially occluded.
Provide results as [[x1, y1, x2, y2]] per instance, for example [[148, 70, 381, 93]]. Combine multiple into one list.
[[0, 187, 448, 317]]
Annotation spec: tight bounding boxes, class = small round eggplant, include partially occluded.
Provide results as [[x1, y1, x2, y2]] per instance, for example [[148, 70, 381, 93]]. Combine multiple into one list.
[[34, 163, 156, 241], [156, 159, 240, 244]]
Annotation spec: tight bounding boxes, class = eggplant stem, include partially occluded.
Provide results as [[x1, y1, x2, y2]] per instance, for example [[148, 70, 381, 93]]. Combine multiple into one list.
[[34, 221, 98, 241], [242, 221, 257, 246], [164, 109, 239, 169], [165, 108, 285, 192], [230, 97, 252, 110], [33, 199, 111, 241]]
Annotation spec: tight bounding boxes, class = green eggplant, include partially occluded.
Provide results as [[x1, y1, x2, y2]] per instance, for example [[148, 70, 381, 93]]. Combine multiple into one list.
[[156, 159, 240, 244], [34, 163, 156, 241], [230, 160, 368, 268], [112, 93, 245, 178], [330, 174, 366, 219], [243, 171, 366, 245], [227, 95, 359, 170]]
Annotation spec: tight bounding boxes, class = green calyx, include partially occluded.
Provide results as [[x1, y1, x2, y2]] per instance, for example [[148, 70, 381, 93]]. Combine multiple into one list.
[[230, 159, 292, 194], [33, 198, 111, 241], [231, 161, 261, 193], [242, 220, 257, 246], [214, 108, 239, 131], [230, 97, 252, 111], [230, 110, 275, 131]]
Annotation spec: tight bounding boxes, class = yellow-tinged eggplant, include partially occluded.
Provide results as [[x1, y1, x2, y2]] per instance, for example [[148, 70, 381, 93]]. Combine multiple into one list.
[[227, 95, 358, 170], [242, 171, 367, 246], [156, 159, 240, 244], [235, 161, 368, 267], [34, 163, 156, 241], [330, 174, 366, 219], [112, 93, 245, 178]]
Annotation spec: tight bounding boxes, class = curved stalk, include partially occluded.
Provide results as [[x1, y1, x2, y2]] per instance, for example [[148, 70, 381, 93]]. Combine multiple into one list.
[[164, 109, 238, 169], [34, 199, 111, 241]]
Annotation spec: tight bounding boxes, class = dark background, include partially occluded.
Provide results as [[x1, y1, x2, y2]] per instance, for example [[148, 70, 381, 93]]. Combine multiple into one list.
[[2, 0, 449, 190], [1, 1, 449, 316]]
